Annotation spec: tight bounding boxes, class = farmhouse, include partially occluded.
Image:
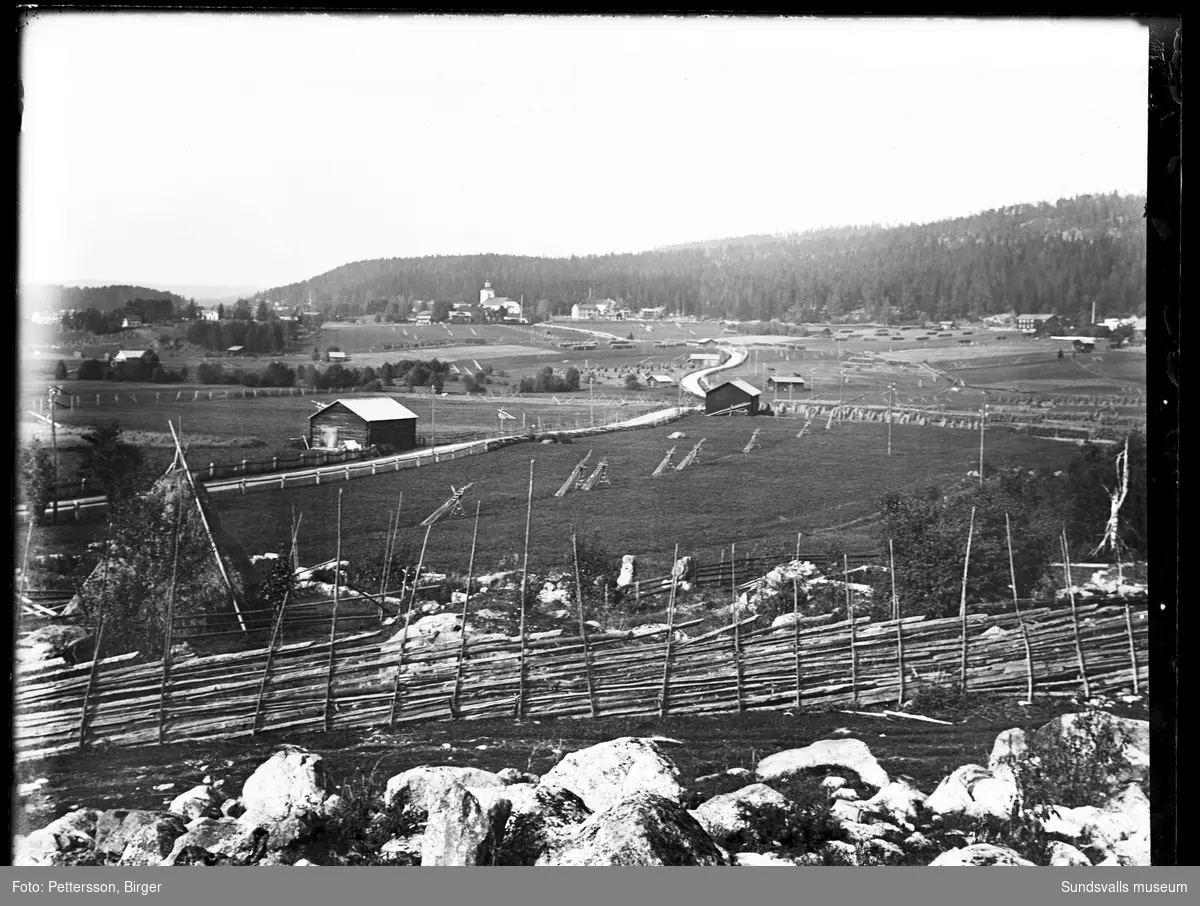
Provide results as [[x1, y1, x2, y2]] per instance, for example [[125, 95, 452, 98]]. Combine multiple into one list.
[[121, 316, 143, 329], [111, 349, 150, 364], [1017, 313, 1057, 332], [308, 397, 418, 451], [705, 379, 761, 416], [328, 350, 349, 362], [414, 311, 433, 324], [227, 346, 246, 357], [609, 339, 635, 349], [1132, 316, 1147, 343], [639, 306, 667, 320], [200, 309, 220, 321], [646, 374, 675, 388], [766, 375, 807, 391], [448, 310, 473, 322]]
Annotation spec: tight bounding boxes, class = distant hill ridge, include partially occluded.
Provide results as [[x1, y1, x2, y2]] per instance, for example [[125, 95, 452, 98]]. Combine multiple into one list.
[[20, 284, 190, 314]]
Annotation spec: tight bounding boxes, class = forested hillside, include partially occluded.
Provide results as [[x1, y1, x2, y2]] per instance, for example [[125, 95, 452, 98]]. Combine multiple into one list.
[[20, 284, 189, 314], [268, 192, 1143, 324]]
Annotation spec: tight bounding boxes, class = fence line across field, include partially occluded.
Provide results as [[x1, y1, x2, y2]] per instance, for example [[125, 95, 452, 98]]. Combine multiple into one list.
[[14, 596, 1148, 763]]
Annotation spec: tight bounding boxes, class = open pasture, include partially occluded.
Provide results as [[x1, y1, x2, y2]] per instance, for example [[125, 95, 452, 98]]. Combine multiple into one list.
[[198, 413, 1081, 579]]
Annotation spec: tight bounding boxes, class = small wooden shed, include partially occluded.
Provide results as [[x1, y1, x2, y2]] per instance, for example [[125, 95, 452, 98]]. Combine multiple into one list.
[[308, 397, 419, 451], [705, 379, 762, 416]]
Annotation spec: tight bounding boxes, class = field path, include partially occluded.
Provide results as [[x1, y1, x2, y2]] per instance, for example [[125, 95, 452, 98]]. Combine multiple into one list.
[[680, 345, 748, 398]]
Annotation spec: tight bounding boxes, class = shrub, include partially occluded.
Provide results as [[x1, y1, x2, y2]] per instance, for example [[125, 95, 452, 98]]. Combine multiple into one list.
[[1017, 707, 1136, 810], [77, 358, 106, 380]]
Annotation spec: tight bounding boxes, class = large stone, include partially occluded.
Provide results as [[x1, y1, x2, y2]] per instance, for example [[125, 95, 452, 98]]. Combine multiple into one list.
[[1047, 841, 1092, 866], [987, 728, 1028, 777], [1030, 712, 1149, 796], [691, 783, 792, 848], [493, 783, 591, 866], [861, 779, 927, 825], [536, 792, 728, 866], [237, 748, 341, 845], [540, 737, 683, 813], [383, 766, 505, 818], [94, 810, 188, 866], [169, 785, 224, 821], [160, 819, 269, 866], [1038, 784, 1150, 866], [756, 739, 889, 791], [734, 851, 800, 866], [926, 765, 1019, 821], [420, 778, 509, 866], [929, 843, 1036, 866], [838, 820, 906, 845], [12, 809, 100, 865]]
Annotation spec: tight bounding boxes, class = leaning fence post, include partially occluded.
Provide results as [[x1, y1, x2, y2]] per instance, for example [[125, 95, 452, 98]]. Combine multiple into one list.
[[1061, 530, 1090, 699], [890, 539, 905, 706], [324, 490, 344, 732], [78, 617, 107, 751], [731, 543, 745, 713], [659, 544, 681, 717], [844, 554, 858, 706], [157, 498, 184, 745], [958, 507, 976, 692], [252, 590, 290, 736]]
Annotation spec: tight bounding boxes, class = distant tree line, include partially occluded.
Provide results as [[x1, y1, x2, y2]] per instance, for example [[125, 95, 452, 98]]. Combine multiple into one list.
[[251, 194, 1146, 327], [23, 284, 188, 316], [185, 318, 294, 354]]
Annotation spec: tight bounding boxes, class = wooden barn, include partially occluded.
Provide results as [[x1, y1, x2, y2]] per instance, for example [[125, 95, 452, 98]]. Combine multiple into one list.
[[705, 379, 761, 416], [766, 375, 806, 391], [308, 397, 418, 451]]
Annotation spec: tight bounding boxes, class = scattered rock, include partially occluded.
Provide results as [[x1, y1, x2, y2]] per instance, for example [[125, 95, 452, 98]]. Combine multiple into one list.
[[926, 765, 1018, 821], [237, 748, 341, 846], [616, 555, 636, 589], [168, 785, 224, 821], [220, 798, 245, 819], [493, 783, 591, 865], [691, 783, 792, 848], [820, 776, 847, 794], [861, 779, 927, 825], [383, 766, 505, 820], [929, 843, 1035, 866], [831, 788, 859, 802], [12, 809, 100, 866], [1047, 841, 1092, 866], [734, 851, 798, 866], [1030, 712, 1149, 796], [541, 737, 683, 813], [420, 779, 509, 866], [160, 819, 268, 866], [95, 810, 188, 866], [537, 792, 728, 866], [756, 738, 889, 790]]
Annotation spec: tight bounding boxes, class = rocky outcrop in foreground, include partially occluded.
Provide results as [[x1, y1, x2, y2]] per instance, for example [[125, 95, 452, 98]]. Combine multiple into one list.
[[14, 711, 1149, 867]]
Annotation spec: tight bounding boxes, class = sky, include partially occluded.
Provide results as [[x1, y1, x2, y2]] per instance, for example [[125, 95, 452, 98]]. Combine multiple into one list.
[[19, 14, 1149, 292]]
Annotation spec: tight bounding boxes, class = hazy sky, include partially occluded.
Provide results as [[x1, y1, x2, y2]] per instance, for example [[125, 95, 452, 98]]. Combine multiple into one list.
[[19, 14, 1149, 290]]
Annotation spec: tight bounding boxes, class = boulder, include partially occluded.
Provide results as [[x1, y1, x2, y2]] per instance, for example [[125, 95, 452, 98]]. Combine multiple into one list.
[[691, 783, 792, 848], [672, 557, 694, 582], [94, 810, 188, 866], [1038, 783, 1149, 866], [929, 843, 1035, 866], [169, 785, 224, 821], [160, 819, 268, 866], [383, 766, 505, 818], [18, 624, 91, 664], [1030, 712, 1149, 796], [420, 779, 510, 866], [926, 765, 1019, 821], [756, 738, 889, 791], [838, 820, 906, 845], [492, 783, 592, 865], [987, 728, 1028, 779], [220, 798, 245, 819], [541, 737, 682, 813], [855, 838, 907, 865], [495, 767, 540, 786], [536, 792, 728, 866], [237, 748, 341, 845], [12, 809, 100, 865], [820, 776, 847, 794], [831, 788, 859, 801], [1047, 841, 1092, 866], [861, 779, 927, 825], [616, 555, 636, 589], [829, 800, 865, 824]]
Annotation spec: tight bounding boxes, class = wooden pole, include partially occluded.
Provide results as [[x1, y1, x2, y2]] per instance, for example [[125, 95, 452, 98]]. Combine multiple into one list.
[[516, 460, 534, 718], [157, 497, 185, 745], [889, 539, 905, 706], [844, 554, 858, 706], [323, 489, 343, 732], [390, 523, 432, 726], [731, 543, 744, 713], [887, 383, 894, 456], [168, 422, 246, 632], [959, 507, 976, 691], [1061, 530, 1091, 699], [792, 576, 803, 713], [77, 616, 106, 751], [659, 543, 680, 717], [20, 516, 35, 599], [1005, 514, 1035, 701], [978, 405, 986, 486], [251, 588, 290, 737], [572, 533, 599, 718], [450, 502, 482, 718], [379, 493, 402, 622]]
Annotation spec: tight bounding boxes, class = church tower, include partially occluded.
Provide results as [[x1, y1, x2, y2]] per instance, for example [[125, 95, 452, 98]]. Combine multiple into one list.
[[480, 281, 496, 307]]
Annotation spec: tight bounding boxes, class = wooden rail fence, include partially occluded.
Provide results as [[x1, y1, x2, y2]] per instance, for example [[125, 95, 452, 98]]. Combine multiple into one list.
[[15, 598, 1147, 763]]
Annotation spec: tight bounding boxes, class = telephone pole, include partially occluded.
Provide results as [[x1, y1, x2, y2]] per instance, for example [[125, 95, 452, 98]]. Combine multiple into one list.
[[978, 404, 987, 486], [887, 383, 894, 456]]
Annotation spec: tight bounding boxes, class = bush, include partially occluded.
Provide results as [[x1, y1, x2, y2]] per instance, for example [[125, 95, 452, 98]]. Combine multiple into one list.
[[55, 360, 68, 379], [1017, 707, 1136, 810], [19, 439, 55, 524]]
